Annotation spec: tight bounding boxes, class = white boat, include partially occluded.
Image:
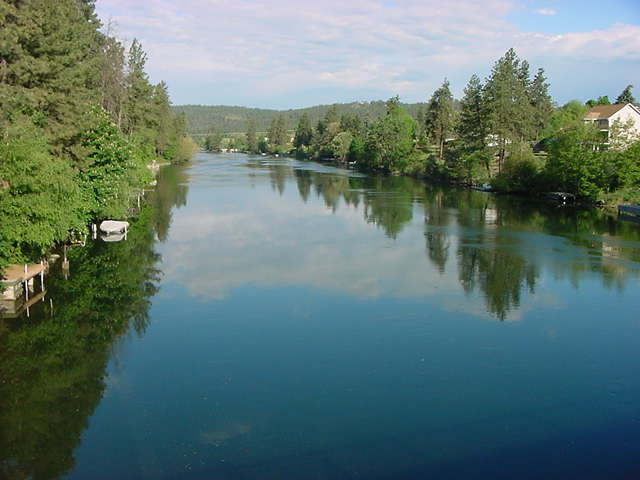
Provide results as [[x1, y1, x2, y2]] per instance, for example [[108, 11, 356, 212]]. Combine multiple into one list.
[[99, 220, 129, 235], [100, 233, 126, 242]]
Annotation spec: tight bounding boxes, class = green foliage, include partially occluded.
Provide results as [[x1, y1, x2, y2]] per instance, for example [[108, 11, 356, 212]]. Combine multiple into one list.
[[586, 96, 611, 108], [173, 135, 199, 162], [606, 140, 640, 190], [458, 149, 492, 184], [246, 119, 258, 153], [541, 100, 588, 140], [363, 97, 417, 173], [492, 142, 543, 192], [457, 74, 488, 152], [482, 49, 553, 171], [424, 79, 456, 162], [331, 131, 353, 160], [267, 114, 288, 153], [0, 204, 164, 479], [347, 136, 367, 163], [615, 84, 636, 105], [293, 113, 313, 150], [172, 101, 426, 135], [545, 123, 607, 199], [0, 4, 194, 270], [0, 120, 85, 266], [204, 129, 223, 152], [79, 108, 153, 220]]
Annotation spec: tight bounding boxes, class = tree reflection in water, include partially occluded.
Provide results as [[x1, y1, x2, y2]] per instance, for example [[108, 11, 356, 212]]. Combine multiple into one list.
[[0, 165, 187, 479]]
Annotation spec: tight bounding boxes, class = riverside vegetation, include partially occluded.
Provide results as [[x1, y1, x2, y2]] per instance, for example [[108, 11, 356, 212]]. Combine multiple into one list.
[[195, 50, 639, 207], [0, 0, 198, 274]]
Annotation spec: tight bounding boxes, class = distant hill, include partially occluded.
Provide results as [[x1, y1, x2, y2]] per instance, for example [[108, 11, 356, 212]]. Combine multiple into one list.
[[172, 101, 430, 135]]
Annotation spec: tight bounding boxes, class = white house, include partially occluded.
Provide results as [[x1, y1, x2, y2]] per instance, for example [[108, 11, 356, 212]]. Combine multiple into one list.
[[583, 103, 640, 147]]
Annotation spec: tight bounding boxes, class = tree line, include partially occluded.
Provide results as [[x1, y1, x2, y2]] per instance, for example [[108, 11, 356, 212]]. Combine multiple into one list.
[[208, 49, 638, 205], [288, 49, 639, 203], [0, 0, 198, 272], [173, 101, 429, 135]]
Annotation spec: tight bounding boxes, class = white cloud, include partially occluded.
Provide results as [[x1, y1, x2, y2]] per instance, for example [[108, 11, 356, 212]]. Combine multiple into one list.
[[535, 8, 557, 15], [95, 0, 640, 106]]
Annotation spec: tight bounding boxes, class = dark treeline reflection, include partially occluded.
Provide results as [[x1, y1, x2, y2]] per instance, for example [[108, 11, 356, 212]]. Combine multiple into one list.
[[249, 159, 640, 320], [0, 166, 187, 479]]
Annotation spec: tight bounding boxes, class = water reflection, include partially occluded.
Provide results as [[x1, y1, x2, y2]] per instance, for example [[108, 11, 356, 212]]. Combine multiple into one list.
[[3, 153, 640, 479], [180, 153, 640, 321], [0, 172, 186, 479]]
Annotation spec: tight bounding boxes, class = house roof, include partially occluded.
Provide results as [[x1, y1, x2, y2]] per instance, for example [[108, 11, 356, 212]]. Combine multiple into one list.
[[584, 104, 626, 119], [584, 103, 632, 120]]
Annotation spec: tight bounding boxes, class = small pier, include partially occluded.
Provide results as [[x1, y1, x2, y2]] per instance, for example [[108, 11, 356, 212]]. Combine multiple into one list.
[[1, 262, 47, 318], [618, 205, 640, 217]]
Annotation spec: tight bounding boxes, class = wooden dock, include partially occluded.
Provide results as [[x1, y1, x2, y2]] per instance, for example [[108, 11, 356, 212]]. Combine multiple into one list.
[[2, 263, 45, 284], [618, 205, 640, 217], [2, 262, 46, 301], [1, 289, 47, 318]]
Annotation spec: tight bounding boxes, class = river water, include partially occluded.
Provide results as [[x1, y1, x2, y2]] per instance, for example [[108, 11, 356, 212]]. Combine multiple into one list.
[[2, 152, 640, 479]]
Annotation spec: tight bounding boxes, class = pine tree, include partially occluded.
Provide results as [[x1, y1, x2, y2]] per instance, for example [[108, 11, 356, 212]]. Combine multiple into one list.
[[293, 113, 313, 149], [483, 48, 532, 171], [267, 114, 287, 153], [529, 68, 554, 140], [246, 119, 258, 153], [123, 39, 154, 136], [425, 79, 456, 162], [615, 85, 636, 105], [98, 26, 127, 128], [457, 74, 488, 151], [0, 0, 103, 160]]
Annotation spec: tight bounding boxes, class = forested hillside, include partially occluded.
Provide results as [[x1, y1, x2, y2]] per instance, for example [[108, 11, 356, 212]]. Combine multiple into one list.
[[173, 101, 434, 134], [0, 0, 197, 272]]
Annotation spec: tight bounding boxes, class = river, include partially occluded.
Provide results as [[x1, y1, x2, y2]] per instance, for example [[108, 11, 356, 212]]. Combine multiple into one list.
[[2, 152, 640, 479]]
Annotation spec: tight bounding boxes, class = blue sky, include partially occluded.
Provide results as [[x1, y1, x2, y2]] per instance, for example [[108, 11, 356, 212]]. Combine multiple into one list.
[[96, 0, 640, 109]]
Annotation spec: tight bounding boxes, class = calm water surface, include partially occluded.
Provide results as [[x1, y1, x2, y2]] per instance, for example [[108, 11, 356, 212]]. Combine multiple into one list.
[[2, 152, 640, 479]]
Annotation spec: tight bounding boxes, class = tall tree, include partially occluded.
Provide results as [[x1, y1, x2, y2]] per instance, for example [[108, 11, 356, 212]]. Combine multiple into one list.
[[457, 74, 488, 151], [483, 48, 531, 171], [0, 0, 103, 160], [267, 114, 287, 153], [98, 23, 126, 128], [293, 113, 313, 149], [246, 118, 258, 153], [364, 97, 417, 172], [425, 78, 456, 162], [529, 68, 554, 140], [123, 39, 154, 137], [615, 84, 636, 105]]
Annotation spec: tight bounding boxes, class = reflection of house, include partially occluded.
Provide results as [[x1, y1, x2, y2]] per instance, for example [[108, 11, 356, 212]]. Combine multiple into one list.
[[583, 103, 640, 146]]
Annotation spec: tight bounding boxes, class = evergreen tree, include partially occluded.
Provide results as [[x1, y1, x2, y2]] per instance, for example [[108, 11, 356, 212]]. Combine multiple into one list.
[[98, 32, 127, 129], [313, 107, 340, 158], [267, 114, 287, 153], [457, 74, 488, 151], [293, 113, 313, 149], [484, 48, 532, 171], [529, 68, 554, 140], [123, 39, 154, 137], [615, 84, 636, 105], [246, 119, 258, 153], [0, 0, 103, 160], [425, 79, 456, 162]]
